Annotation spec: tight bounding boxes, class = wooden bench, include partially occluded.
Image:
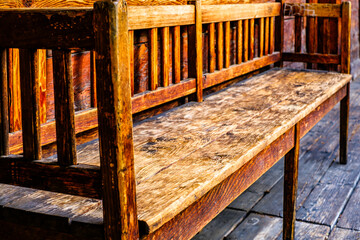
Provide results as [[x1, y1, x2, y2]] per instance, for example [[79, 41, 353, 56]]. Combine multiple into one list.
[[0, 1, 352, 239]]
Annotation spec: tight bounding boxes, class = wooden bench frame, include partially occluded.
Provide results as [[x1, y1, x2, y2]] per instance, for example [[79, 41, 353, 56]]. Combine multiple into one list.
[[0, 1, 351, 239]]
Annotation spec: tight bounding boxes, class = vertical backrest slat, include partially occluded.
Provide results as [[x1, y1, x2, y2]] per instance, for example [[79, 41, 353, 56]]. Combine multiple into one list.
[[249, 18, 255, 60], [52, 50, 77, 166], [161, 27, 170, 87], [306, 0, 317, 69], [188, 0, 203, 102], [94, 1, 139, 239], [19, 49, 41, 160], [129, 30, 135, 96], [208, 23, 216, 72], [243, 19, 249, 62], [275, 0, 284, 66], [150, 28, 158, 90], [216, 22, 224, 70], [0, 48, 9, 155], [341, 1, 351, 74], [173, 26, 181, 83], [295, 16, 302, 53], [259, 18, 264, 57], [237, 20, 242, 64], [270, 16, 275, 54], [225, 21, 231, 68], [265, 17, 269, 55], [90, 51, 97, 107]]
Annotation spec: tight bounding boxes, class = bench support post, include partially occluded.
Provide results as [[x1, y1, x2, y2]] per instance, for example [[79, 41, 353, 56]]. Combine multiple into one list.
[[283, 124, 300, 240], [94, 1, 139, 239], [340, 82, 350, 164]]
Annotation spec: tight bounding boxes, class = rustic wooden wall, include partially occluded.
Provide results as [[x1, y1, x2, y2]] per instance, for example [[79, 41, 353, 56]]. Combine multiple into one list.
[[1, 0, 359, 135]]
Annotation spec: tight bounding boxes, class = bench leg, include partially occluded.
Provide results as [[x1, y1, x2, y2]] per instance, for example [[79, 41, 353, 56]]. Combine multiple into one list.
[[283, 124, 300, 240], [340, 83, 350, 164]]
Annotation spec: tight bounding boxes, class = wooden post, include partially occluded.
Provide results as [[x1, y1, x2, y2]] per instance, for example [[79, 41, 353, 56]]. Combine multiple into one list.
[[94, 1, 139, 239], [188, 0, 203, 102], [283, 124, 300, 240], [52, 50, 77, 166], [340, 1, 351, 164], [19, 49, 41, 160], [275, 0, 284, 67], [0, 48, 9, 155]]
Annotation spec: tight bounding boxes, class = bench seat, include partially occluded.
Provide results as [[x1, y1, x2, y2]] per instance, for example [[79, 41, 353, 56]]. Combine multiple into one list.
[[0, 68, 351, 237]]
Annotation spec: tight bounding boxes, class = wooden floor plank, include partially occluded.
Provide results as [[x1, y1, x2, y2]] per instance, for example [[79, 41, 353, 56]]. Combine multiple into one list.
[[328, 227, 360, 240], [226, 213, 282, 240], [296, 183, 353, 228], [276, 221, 330, 240], [192, 209, 246, 240], [337, 185, 360, 231]]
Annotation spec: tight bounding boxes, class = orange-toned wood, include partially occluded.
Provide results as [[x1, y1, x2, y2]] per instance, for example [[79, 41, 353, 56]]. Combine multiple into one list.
[[150, 28, 158, 91], [259, 18, 264, 57], [225, 21, 231, 68], [208, 23, 216, 73], [243, 19, 248, 62], [237, 20, 242, 64], [264, 17, 269, 55], [161, 27, 170, 87], [249, 18, 254, 60], [129, 30, 135, 96], [37, 50, 47, 124], [90, 51, 97, 107], [94, 1, 139, 239], [295, 16, 302, 53], [8, 49, 21, 132], [269, 16, 275, 53], [217, 22, 223, 70], [19, 49, 41, 160], [282, 53, 340, 64], [341, 1, 351, 74], [173, 26, 181, 84]]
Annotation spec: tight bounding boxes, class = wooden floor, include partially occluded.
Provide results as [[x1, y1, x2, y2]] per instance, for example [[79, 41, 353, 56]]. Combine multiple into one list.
[[192, 78, 360, 239]]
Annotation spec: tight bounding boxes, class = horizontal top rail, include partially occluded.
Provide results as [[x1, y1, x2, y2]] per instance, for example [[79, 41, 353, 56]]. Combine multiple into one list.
[[202, 3, 281, 24], [128, 5, 195, 30], [284, 3, 341, 17], [0, 8, 93, 49]]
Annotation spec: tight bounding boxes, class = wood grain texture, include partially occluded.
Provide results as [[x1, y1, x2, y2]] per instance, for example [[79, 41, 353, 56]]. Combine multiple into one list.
[[150, 28, 158, 91], [340, 83, 350, 164], [282, 53, 340, 64], [283, 123, 300, 240], [36, 50, 47, 124], [237, 20, 242, 64], [52, 50, 77, 166], [201, 3, 281, 24], [295, 16, 301, 53], [0, 49, 9, 155], [217, 22, 224, 70], [269, 16, 275, 53], [161, 27, 170, 87], [225, 21, 231, 68], [8, 49, 21, 133], [172, 26, 181, 83], [209, 23, 216, 73], [264, 17, 269, 55], [0, 9, 94, 50], [94, 1, 139, 239], [129, 31, 135, 96], [19, 49, 41, 160], [243, 19, 249, 62], [284, 3, 341, 17], [128, 5, 195, 30], [259, 18, 264, 57], [249, 19, 254, 60]]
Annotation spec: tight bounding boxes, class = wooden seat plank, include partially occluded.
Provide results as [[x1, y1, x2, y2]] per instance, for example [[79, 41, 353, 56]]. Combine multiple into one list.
[[20, 68, 351, 234]]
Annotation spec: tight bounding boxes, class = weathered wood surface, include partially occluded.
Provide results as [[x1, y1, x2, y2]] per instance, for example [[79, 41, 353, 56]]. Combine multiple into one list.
[[10, 68, 348, 234], [337, 185, 360, 230], [328, 228, 360, 240]]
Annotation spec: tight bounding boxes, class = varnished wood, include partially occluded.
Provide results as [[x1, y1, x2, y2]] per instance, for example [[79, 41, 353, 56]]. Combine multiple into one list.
[[237, 20, 242, 64], [129, 30, 135, 96], [259, 18, 264, 57], [269, 16, 275, 53], [217, 22, 224, 70], [173, 26, 181, 84], [209, 23, 216, 72], [264, 17, 269, 55], [295, 16, 301, 53], [282, 53, 340, 64], [8, 48, 22, 133], [283, 123, 300, 240], [150, 28, 158, 91], [94, 1, 139, 239], [225, 21, 231, 68], [128, 5, 195, 30], [284, 3, 341, 17], [161, 27, 170, 87], [19, 49, 41, 160], [341, 1, 351, 74], [243, 19, 248, 62], [201, 3, 281, 24], [0, 9, 94, 50], [306, 0, 317, 69], [0, 49, 9, 155], [274, 0, 283, 67], [52, 50, 77, 166], [90, 51, 97, 107], [249, 19, 254, 60]]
